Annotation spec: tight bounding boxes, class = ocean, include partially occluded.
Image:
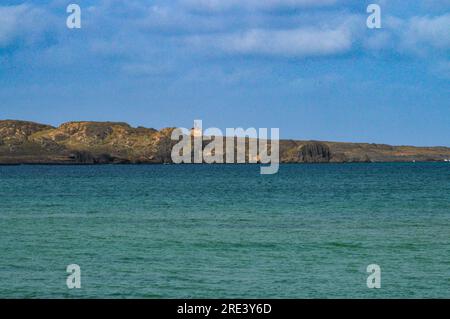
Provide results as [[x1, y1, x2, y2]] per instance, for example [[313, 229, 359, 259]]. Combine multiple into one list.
[[0, 163, 449, 298]]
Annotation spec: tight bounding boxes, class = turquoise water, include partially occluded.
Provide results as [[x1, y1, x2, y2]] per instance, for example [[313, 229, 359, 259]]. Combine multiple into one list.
[[0, 163, 449, 298]]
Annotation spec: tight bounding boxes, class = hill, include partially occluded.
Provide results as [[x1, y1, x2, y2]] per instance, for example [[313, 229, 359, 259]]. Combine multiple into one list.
[[1, 120, 449, 164]]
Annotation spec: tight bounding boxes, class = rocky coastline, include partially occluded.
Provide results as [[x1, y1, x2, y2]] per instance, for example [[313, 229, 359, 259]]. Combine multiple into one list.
[[1, 120, 450, 165]]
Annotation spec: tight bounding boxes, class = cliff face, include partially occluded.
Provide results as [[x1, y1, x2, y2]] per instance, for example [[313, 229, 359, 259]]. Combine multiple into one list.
[[297, 142, 331, 163], [1, 120, 450, 164]]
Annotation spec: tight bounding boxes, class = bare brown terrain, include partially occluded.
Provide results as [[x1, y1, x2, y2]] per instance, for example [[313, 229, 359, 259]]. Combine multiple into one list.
[[1, 120, 450, 164]]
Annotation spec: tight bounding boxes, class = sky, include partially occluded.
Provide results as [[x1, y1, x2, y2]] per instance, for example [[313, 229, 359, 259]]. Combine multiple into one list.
[[0, 0, 449, 146]]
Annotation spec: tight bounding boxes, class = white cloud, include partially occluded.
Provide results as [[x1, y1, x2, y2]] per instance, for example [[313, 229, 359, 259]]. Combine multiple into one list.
[[186, 27, 353, 57], [403, 14, 450, 50], [0, 5, 28, 47], [0, 4, 55, 48], [135, 4, 229, 33], [181, 0, 338, 12], [363, 13, 450, 57], [1, 0, 448, 78]]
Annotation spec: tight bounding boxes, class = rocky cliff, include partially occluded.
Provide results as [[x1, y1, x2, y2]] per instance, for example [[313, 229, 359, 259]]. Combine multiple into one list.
[[1, 120, 450, 164]]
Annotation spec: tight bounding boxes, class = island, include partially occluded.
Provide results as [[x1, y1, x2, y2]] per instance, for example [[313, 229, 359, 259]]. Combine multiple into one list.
[[1, 120, 449, 164]]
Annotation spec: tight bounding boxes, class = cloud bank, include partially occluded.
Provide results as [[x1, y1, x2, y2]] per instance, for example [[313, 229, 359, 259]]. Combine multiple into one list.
[[0, 1, 448, 75]]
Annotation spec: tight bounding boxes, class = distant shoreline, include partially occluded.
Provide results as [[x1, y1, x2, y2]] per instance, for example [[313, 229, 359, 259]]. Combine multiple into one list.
[[2, 119, 450, 165], [1, 162, 449, 167]]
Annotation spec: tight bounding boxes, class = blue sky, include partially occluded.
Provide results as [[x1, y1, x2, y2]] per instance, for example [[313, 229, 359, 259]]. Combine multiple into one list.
[[0, 0, 449, 146]]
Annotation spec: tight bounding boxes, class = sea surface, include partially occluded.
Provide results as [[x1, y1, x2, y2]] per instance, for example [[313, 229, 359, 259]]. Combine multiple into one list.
[[0, 163, 449, 298]]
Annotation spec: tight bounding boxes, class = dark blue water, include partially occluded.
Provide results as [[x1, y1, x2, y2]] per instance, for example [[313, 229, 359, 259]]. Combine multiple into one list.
[[0, 163, 449, 298]]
